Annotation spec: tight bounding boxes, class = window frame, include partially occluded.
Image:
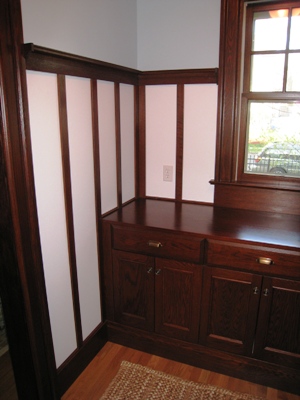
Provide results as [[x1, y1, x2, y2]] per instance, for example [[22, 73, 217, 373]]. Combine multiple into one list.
[[214, 0, 300, 192]]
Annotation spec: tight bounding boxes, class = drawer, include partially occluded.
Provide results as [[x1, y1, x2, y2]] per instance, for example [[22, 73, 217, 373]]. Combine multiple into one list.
[[207, 240, 300, 279], [112, 225, 204, 263]]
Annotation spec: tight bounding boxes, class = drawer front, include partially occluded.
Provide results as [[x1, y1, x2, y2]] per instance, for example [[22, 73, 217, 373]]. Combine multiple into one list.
[[207, 240, 300, 279], [112, 225, 204, 263]]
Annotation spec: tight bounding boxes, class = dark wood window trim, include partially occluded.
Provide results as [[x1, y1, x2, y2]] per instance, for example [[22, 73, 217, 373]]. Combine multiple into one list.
[[212, 0, 300, 214]]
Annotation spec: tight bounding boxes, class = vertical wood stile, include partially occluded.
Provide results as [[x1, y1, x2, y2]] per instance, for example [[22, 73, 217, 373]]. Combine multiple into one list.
[[176, 84, 184, 201], [137, 85, 146, 198], [57, 74, 83, 348], [91, 79, 103, 315], [114, 83, 122, 207]]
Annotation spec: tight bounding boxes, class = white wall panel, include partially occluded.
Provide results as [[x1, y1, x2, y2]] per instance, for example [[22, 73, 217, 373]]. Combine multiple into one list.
[[97, 81, 118, 214], [66, 76, 102, 340], [146, 85, 177, 198], [182, 84, 218, 203], [120, 84, 135, 203], [26, 71, 76, 367]]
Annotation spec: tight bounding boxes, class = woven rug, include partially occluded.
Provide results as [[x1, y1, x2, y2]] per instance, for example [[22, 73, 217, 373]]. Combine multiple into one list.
[[100, 361, 265, 400]]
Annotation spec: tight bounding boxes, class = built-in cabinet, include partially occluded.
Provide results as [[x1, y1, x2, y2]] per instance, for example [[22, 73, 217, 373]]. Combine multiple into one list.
[[102, 198, 300, 394]]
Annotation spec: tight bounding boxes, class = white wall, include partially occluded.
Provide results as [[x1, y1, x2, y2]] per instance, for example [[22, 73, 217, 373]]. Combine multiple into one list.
[[137, 0, 221, 70], [21, 0, 221, 71], [21, 0, 138, 69]]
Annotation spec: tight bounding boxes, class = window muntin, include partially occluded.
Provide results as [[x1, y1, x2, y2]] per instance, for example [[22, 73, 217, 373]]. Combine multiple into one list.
[[243, 3, 300, 179]]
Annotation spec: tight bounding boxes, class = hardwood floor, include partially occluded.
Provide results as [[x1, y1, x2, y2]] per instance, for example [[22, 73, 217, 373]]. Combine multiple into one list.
[[62, 341, 300, 400]]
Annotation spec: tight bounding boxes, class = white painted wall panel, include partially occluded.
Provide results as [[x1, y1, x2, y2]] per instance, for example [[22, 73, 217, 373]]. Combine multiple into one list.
[[97, 81, 118, 214], [120, 84, 135, 203], [146, 85, 177, 199], [66, 77, 102, 340], [182, 84, 218, 203], [26, 71, 76, 367]]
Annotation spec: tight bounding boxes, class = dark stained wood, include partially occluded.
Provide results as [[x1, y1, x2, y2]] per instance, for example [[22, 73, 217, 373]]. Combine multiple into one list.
[[91, 79, 102, 217], [114, 83, 122, 207], [112, 250, 155, 331], [108, 322, 300, 395], [155, 259, 202, 343], [176, 84, 184, 200], [23, 43, 139, 85], [199, 267, 262, 356], [57, 323, 107, 396], [101, 198, 300, 394], [102, 198, 300, 250], [213, 183, 300, 215], [0, 351, 18, 400], [0, 0, 59, 398], [112, 224, 204, 263], [139, 68, 218, 85], [57, 74, 83, 347], [254, 277, 300, 369]]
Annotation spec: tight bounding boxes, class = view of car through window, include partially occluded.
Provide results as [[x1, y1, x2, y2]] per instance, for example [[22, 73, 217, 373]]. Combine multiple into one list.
[[244, 6, 300, 178]]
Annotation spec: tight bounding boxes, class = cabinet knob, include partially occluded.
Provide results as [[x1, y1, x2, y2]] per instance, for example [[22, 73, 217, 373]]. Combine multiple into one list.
[[148, 240, 163, 248], [155, 269, 161, 275], [256, 257, 274, 265], [147, 267, 153, 274], [253, 286, 259, 295], [263, 288, 269, 297]]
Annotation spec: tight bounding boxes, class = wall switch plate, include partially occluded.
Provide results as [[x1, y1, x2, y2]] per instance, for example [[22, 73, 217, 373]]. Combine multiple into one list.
[[163, 165, 173, 182]]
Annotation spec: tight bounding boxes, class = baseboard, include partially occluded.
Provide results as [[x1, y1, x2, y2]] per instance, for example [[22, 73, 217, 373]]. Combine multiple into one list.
[[57, 322, 108, 396], [107, 321, 300, 395]]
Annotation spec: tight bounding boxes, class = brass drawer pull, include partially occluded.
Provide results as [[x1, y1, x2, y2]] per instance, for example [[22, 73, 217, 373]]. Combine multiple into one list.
[[148, 240, 163, 248], [257, 257, 274, 265]]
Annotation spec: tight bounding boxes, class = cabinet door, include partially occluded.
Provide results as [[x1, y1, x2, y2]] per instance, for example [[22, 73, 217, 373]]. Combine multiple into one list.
[[199, 266, 262, 355], [155, 258, 202, 342], [113, 250, 154, 331], [254, 276, 300, 369]]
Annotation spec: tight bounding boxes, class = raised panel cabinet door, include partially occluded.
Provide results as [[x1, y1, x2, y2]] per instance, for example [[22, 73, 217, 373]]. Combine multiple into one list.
[[253, 276, 300, 369], [155, 258, 202, 342], [112, 250, 155, 331], [199, 267, 262, 356]]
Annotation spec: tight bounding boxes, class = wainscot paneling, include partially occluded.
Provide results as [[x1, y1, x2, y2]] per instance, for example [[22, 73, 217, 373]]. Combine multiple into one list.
[[23, 43, 219, 396]]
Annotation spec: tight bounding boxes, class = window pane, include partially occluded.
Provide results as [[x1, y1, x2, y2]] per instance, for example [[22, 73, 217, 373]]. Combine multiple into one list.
[[253, 11, 288, 51], [250, 55, 284, 91], [287, 53, 300, 91], [245, 102, 300, 177], [290, 8, 300, 49]]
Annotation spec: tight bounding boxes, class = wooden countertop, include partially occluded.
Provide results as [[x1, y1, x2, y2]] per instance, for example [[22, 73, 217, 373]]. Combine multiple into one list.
[[102, 199, 300, 251]]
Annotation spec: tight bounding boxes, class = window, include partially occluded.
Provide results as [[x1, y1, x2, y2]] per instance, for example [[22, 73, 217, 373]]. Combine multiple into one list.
[[242, 3, 300, 179]]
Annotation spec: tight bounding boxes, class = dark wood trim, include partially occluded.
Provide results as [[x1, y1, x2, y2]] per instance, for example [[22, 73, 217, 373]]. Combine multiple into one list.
[[137, 85, 146, 198], [134, 85, 139, 199], [91, 79, 102, 217], [139, 68, 218, 85], [0, 1, 59, 398], [107, 322, 300, 395], [57, 323, 108, 396], [23, 43, 139, 85], [175, 84, 184, 200], [214, 0, 300, 213], [57, 74, 83, 347], [114, 83, 122, 207], [213, 183, 300, 215]]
